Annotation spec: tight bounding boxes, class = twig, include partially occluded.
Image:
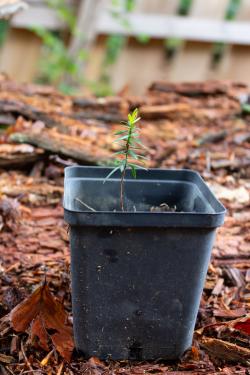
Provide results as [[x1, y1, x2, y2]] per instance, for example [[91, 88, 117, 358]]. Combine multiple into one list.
[[20, 341, 34, 373], [56, 362, 64, 375], [6, 366, 15, 375], [206, 151, 211, 173], [75, 197, 96, 212], [40, 350, 53, 367], [1, 364, 11, 375]]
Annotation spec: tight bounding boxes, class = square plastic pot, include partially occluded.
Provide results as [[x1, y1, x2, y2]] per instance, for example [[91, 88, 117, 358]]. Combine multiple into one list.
[[64, 166, 225, 361]]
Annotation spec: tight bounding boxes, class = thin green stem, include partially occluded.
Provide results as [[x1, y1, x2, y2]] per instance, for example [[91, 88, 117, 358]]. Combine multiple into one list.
[[120, 121, 133, 210]]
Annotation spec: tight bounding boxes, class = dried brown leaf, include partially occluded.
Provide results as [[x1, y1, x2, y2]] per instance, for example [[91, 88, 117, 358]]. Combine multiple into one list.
[[0, 354, 15, 364], [10, 282, 74, 361], [31, 313, 50, 351]]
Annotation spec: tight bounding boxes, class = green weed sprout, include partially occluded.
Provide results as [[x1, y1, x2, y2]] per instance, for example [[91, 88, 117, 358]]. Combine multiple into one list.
[[104, 108, 147, 211]]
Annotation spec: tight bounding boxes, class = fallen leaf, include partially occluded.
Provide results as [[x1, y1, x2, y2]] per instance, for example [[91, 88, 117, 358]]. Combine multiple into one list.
[[195, 314, 250, 337], [232, 315, 250, 336], [10, 282, 74, 361], [31, 313, 50, 351]]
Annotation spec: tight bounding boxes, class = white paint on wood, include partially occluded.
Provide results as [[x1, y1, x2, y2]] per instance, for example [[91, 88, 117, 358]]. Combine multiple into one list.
[[96, 12, 250, 45], [0, 0, 27, 19], [10, 6, 65, 29]]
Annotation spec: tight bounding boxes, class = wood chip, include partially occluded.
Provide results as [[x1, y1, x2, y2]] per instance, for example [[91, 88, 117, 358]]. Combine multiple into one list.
[[200, 337, 250, 365]]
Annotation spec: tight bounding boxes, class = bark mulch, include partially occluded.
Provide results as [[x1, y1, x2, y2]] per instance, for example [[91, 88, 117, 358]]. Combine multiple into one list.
[[0, 76, 249, 374]]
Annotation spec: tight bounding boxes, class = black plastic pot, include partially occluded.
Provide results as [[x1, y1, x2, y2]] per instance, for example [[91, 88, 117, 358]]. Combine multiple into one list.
[[64, 166, 225, 361]]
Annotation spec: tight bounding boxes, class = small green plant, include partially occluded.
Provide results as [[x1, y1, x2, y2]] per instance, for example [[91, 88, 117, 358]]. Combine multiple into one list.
[[105, 109, 147, 211]]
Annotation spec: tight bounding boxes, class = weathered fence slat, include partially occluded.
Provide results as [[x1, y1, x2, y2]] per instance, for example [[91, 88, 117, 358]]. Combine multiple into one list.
[[97, 12, 250, 46], [1, 0, 250, 93]]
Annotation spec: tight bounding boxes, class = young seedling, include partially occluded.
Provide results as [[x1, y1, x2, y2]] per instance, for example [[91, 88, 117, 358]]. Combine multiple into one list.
[[105, 108, 147, 211]]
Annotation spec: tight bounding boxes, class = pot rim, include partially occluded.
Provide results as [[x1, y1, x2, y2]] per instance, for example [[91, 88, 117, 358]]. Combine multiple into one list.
[[64, 166, 226, 228]]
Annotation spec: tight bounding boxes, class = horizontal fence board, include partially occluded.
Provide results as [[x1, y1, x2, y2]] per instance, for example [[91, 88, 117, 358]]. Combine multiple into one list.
[[97, 13, 250, 45], [10, 6, 65, 29], [9, 2, 250, 46], [106, 0, 178, 94], [2, 0, 250, 93]]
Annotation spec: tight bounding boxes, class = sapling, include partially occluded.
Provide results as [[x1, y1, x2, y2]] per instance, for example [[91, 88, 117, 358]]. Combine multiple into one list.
[[105, 108, 147, 211]]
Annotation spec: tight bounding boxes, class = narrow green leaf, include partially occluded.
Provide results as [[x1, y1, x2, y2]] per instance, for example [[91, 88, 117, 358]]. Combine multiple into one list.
[[131, 108, 138, 122], [130, 165, 137, 178], [114, 130, 127, 135], [128, 113, 132, 123], [131, 131, 139, 137], [135, 139, 148, 149], [242, 104, 250, 113], [128, 150, 138, 159], [112, 150, 125, 156], [114, 158, 122, 166], [103, 166, 121, 183], [120, 163, 126, 172], [120, 121, 130, 126], [131, 116, 141, 124], [113, 135, 129, 142], [128, 162, 148, 171], [129, 146, 142, 150]]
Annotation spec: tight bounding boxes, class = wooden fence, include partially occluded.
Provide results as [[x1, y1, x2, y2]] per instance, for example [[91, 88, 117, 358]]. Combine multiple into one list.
[[0, 0, 250, 94]]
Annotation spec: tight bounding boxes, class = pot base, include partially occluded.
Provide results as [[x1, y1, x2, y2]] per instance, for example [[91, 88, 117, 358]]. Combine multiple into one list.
[[70, 226, 215, 360]]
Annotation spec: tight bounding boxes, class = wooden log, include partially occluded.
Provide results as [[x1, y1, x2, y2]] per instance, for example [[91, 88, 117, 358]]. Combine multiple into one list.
[[9, 126, 111, 164], [148, 80, 246, 96], [0, 171, 63, 204], [139, 104, 240, 121], [0, 90, 128, 127], [73, 96, 129, 114], [197, 130, 228, 146], [0, 143, 44, 167]]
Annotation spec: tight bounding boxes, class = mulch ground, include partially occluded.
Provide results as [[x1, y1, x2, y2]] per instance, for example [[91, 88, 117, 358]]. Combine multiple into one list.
[[0, 76, 249, 374]]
